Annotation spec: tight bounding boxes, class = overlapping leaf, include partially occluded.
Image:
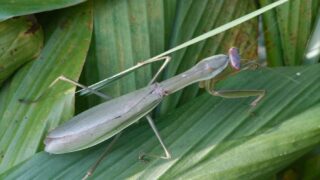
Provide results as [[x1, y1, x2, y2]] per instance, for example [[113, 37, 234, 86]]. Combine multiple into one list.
[[0, 2, 92, 173], [0, 16, 43, 85]]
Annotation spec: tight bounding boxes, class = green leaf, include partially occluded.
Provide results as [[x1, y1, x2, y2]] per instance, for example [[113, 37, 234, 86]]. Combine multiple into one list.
[[0, 0, 87, 21], [304, 11, 320, 64], [0, 2, 92, 173], [259, 0, 319, 66], [0, 16, 43, 85], [1, 64, 320, 179]]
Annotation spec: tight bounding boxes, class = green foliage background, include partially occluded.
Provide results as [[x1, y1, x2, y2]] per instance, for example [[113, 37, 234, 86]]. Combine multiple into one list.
[[0, 0, 319, 179]]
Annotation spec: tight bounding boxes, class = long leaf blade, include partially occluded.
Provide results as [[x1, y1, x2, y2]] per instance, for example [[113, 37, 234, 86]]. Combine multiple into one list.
[[0, 2, 93, 173]]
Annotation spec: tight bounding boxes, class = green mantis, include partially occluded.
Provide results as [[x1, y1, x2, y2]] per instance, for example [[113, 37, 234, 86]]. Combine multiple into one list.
[[42, 47, 264, 155], [21, 47, 265, 179]]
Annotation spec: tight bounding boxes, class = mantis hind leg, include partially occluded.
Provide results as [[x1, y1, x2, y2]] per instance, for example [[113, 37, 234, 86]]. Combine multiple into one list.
[[139, 115, 172, 161]]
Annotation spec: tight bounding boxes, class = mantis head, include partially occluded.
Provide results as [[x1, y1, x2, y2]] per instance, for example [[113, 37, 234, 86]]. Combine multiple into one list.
[[197, 47, 242, 89], [228, 47, 241, 70], [194, 47, 242, 81]]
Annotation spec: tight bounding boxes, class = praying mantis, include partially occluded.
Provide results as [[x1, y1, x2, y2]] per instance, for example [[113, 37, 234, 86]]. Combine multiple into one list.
[[21, 47, 265, 178], [43, 47, 264, 155]]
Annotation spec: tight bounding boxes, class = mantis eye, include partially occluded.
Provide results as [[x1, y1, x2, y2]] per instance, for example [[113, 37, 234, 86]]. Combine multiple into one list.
[[228, 47, 241, 70]]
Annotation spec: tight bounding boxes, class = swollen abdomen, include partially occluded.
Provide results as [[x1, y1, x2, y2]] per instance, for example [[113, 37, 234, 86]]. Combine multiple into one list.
[[45, 84, 163, 154]]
